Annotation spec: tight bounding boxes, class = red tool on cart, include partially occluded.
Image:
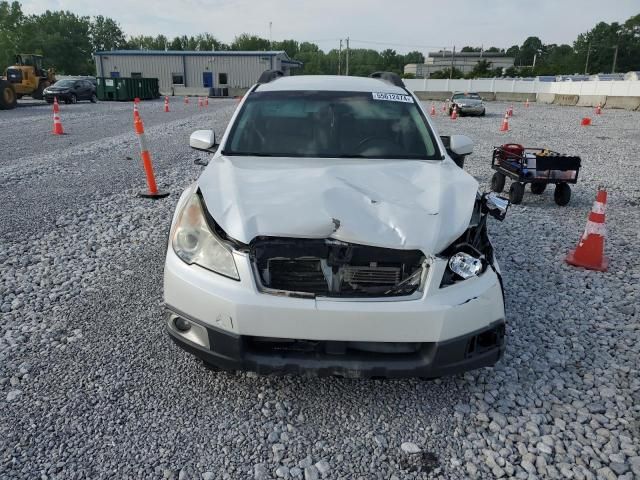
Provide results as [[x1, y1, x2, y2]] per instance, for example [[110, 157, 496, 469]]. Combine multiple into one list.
[[490, 144, 581, 206]]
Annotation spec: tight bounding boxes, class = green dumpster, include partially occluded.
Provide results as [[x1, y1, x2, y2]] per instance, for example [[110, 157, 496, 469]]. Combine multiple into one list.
[[96, 77, 160, 101]]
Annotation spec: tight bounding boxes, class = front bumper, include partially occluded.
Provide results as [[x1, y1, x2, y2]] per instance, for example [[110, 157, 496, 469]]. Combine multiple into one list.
[[166, 309, 505, 378], [164, 245, 506, 377], [44, 92, 71, 101], [456, 104, 485, 115]]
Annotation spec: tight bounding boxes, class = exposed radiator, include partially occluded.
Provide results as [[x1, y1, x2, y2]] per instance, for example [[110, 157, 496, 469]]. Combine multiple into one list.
[[342, 266, 401, 285]]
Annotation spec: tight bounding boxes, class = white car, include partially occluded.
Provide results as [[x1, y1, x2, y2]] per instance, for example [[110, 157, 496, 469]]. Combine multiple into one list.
[[164, 72, 508, 378]]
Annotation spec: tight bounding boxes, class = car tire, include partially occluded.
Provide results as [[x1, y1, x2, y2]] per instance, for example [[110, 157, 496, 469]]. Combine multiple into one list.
[[509, 182, 525, 205], [554, 183, 571, 206], [70, 93, 77, 104], [480, 108, 486, 116], [530, 183, 546, 195], [32, 83, 46, 100], [0, 80, 18, 110], [90, 93, 97, 103], [491, 172, 506, 192]]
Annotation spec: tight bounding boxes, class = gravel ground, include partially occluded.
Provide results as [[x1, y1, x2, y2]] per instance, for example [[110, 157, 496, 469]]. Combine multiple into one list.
[[0, 98, 638, 480]]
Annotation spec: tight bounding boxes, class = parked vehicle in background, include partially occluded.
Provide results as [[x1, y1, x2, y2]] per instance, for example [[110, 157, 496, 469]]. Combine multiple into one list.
[[43, 79, 97, 104], [449, 92, 486, 116], [164, 71, 509, 378]]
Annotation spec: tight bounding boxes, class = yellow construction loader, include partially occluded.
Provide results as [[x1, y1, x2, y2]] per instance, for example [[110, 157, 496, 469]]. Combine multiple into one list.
[[0, 54, 56, 110]]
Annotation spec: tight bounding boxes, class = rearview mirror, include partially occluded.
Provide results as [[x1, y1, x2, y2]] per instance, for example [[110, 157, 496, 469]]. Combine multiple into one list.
[[449, 134, 474, 156], [484, 192, 509, 221], [189, 130, 217, 152]]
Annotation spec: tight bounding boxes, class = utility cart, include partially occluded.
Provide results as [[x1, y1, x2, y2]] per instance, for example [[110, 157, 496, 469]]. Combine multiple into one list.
[[490, 144, 581, 206]]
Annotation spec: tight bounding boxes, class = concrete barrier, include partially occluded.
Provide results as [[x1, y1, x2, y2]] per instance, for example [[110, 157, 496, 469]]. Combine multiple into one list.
[[576, 95, 607, 107], [413, 91, 451, 101], [495, 92, 534, 102], [170, 86, 211, 97], [537, 93, 556, 104], [553, 94, 579, 106], [604, 96, 640, 111], [478, 92, 496, 101]]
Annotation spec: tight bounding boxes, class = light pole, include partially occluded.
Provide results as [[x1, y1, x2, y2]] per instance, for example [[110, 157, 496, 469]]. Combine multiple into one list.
[[346, 37, 350, 76]]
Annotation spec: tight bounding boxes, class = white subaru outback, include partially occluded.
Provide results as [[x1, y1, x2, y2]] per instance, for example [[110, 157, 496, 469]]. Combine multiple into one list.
[[164, 71, 508, 378]]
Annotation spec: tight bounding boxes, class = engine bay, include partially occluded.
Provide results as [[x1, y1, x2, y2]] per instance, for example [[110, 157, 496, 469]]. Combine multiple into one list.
[[250, 237, 426, 298]]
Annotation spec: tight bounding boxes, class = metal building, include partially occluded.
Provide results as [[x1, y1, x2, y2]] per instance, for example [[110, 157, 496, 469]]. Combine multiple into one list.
[[94, 50, 302, 96], [405, 51, 515, 79]]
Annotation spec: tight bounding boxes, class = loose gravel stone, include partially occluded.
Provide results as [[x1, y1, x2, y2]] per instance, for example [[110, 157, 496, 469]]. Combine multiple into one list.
[[401, 442, 421, 454], [303, 466, 319, 480]]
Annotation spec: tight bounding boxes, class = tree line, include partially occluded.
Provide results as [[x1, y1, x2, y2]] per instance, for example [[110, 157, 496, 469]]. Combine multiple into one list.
[[1, 1, 638, 77]]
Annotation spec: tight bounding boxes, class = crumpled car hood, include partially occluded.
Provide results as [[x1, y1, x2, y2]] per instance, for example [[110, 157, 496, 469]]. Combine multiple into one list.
[[198, 155, 478, 254]]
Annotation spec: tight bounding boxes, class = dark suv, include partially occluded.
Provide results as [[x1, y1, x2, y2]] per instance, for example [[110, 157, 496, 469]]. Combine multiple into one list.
[[43, 79, 97, 104]]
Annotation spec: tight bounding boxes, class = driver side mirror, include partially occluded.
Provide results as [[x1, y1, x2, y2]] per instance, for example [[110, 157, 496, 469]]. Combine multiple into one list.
[[189, 129, 217, 152], [449, 134, 474, 156], [484, 192, 510, 221]]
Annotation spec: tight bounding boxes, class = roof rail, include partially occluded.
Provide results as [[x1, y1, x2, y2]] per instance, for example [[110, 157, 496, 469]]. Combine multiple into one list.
[[369, 71, 405, 87], [257, 69, 284, 84]]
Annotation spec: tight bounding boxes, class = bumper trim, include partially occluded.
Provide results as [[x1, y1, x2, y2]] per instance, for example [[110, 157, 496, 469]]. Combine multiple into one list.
[[166, 306, 505, 378]]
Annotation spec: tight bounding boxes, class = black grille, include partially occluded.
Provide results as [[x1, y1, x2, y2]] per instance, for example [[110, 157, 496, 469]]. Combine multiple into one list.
[[267, 259, 328, 295]]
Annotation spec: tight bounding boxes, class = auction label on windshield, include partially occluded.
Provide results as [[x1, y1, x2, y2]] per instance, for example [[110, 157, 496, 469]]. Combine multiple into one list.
[[372, 92, 414, 103]]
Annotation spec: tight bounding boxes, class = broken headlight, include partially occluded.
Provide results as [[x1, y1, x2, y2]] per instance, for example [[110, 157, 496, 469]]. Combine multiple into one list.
[[440, 245, 487, 287], [448, 252, 483, 279], [172, 193, 239, 280]]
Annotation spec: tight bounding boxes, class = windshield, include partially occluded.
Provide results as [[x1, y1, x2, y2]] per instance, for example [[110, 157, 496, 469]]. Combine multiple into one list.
[[223, 90, 439, 159], [54, 80, 75, 88], [452, 93, 481, 100]]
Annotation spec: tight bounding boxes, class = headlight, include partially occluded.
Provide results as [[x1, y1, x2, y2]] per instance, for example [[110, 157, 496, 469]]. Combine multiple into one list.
[[448, 252, 483, 279], [171, 193, 239, 280]]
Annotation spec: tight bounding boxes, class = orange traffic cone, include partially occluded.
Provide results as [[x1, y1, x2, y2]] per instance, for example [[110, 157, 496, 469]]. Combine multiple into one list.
[[52, 97, 64, 135], [508, 105, 513, 117], [450, 105, 458, 120], [184, 96, 189, 104], [566, 188, 609, 271], [430, 104, 436, 116], [595, 103, 602, 115], [133, 102, 140, 121], [500, 112, 509, 131], [134, 117, 169, 199], [205, 97, 209, 107], [581, 117, 592, 126], [164, 96, 169, 113], [525, 98, 530, 108], [134, 97, 140, 104], [441, 102, 447, 113]]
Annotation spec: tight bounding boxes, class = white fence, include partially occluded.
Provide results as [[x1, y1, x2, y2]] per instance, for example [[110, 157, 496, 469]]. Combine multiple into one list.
[[404, 78, 640, 97]]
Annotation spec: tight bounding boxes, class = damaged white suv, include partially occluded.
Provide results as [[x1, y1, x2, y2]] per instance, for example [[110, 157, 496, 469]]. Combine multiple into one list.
[[164, 72, 508, 378]]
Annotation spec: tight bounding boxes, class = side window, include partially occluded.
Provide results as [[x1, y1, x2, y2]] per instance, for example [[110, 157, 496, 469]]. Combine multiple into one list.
[[218, 73, 228, 85], [131, 72, 143, 78], [172, 73, 184, 85]]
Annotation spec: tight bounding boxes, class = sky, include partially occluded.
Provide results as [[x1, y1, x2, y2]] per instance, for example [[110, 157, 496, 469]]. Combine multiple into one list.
[[19, 0, 640, 53]]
